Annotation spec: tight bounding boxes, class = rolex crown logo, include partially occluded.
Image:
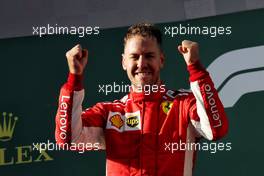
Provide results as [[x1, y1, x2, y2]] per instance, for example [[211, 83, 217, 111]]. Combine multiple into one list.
[[0, 112, 18, 141]]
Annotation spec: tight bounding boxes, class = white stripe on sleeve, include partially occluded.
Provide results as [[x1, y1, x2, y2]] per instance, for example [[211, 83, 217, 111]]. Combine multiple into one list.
[[71, 90, 85, 142], [71, 90, 106, 149], [190, 81, 213, 140]]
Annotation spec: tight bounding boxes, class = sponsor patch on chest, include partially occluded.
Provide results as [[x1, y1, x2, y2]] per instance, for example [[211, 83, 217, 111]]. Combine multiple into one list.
[[161, 101, 173, 114], [106, 111, 141, 132], [125, 111, 141, 131]]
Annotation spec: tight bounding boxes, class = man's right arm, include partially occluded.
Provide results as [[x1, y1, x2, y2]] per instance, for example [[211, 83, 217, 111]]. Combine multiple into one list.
[[55, 73, 106, 149], [55, 73, 84, 145], [55, 44, 106, 150]]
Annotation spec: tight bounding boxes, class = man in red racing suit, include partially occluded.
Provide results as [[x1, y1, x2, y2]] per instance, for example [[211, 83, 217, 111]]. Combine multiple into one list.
[[55, 23, 228, 176]]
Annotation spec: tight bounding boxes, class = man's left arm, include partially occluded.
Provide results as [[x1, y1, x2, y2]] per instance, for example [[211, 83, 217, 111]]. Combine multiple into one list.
[[178, 40, 228, 140]]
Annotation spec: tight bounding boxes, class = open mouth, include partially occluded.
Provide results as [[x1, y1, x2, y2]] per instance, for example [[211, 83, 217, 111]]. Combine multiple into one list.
[[135, 72, 152, 76]]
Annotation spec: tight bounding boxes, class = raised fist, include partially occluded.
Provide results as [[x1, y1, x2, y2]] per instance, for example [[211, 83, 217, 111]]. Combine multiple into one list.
[[66, 44, 88, 75], [178, 40, 199, 65]]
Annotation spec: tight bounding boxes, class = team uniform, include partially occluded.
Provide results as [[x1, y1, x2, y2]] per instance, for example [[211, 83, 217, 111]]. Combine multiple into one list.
[[55, 61, 228, 176]]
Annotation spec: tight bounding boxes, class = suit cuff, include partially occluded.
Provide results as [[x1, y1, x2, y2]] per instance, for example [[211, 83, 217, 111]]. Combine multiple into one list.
[[66, 73, 84, 91], [187, 61, 209, 82]]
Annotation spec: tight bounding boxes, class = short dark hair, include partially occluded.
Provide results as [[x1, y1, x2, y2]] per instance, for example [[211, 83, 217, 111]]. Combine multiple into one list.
[[124, 23, 162, 48]]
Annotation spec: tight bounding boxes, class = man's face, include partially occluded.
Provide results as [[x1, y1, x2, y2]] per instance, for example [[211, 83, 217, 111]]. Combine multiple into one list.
[[122, 35, 164, 88]]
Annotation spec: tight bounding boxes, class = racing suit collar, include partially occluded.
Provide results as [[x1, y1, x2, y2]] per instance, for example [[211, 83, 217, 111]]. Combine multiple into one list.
[[129, 86, 166, 102]]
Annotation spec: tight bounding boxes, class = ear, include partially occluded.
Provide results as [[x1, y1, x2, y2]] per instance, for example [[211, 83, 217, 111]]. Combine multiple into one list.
[[122, 53, 127, 70], [160, 52, 165, 69]]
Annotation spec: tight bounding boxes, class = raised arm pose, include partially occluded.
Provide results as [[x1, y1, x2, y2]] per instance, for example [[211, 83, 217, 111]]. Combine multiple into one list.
[[55, 23, 228, 176]]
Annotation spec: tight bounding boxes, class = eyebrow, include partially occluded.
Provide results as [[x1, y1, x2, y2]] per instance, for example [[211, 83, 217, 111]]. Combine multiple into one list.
[[129, 52, 155, 55], [145, 52, 155, 55]]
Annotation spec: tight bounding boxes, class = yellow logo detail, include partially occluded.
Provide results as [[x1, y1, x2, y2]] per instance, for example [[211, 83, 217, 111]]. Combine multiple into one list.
[[110, 114, 124, 129], [126, 116, 139, 127], [161, 101, 173, 114], [0, 112, 18, 142]]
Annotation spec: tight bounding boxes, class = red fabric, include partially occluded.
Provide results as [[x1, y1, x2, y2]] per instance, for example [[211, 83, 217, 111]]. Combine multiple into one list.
[[65, 73, 84, 91], [187, 61, 209, 82], [55, 66, 228, 175]]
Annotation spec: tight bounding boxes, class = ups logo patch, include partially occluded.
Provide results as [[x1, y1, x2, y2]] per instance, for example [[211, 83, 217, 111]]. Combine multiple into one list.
[[126, 116, 139, 127]]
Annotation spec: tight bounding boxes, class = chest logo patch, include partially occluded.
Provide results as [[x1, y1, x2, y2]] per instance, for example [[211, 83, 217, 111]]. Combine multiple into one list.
[[126, 116, 139, 127], [109, 114, 124, 129], [125, 111, 141, 131], [161, 101, 173, 114], [106, 111, 141, 132]]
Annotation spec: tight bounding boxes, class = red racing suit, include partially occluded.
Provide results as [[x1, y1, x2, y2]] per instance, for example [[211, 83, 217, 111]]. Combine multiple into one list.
[[55, 62, 228, 176]]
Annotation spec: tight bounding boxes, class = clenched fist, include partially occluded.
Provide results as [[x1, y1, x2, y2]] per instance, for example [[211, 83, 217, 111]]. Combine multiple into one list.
[[178, 40, 199, 65], [66, 44, 88, 75]]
